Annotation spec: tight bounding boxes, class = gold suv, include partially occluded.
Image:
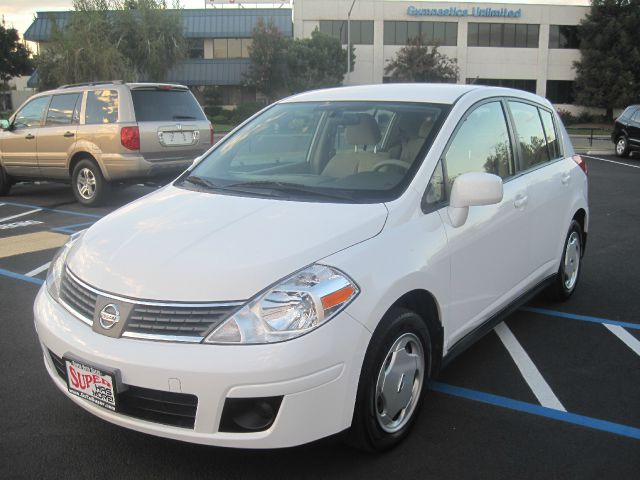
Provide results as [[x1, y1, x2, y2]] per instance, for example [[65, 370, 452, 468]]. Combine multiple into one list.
[[0, 81, 213, 206]]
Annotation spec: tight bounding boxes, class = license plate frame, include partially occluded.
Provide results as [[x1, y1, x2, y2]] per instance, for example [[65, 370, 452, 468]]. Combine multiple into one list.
[[64, 356, 119, 412]]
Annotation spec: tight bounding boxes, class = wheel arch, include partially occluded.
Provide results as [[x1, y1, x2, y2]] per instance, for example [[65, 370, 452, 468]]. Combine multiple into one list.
[[572, 208, 587, 255], [69, 152, 104, 178], [386, 289, 444, 378]]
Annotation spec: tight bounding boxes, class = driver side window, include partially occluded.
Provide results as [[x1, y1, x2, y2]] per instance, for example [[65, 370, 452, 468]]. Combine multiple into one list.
[[14, 96, 51, 129]]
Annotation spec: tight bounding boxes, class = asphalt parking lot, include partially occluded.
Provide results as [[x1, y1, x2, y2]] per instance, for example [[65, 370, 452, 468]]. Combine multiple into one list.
[[0, 154, 638, 479]]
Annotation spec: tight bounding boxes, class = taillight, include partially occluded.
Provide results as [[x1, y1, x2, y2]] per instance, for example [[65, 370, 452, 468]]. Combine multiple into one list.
[[572, 154, 587, 175], [121, 126, 140, 151], [210, 124, 214, 145]]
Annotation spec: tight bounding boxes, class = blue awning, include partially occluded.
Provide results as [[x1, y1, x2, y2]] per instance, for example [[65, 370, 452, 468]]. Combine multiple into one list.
[[164, 59, 251, 86]]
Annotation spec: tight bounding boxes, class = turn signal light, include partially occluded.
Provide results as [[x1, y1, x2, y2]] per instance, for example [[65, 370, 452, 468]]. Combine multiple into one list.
[[572, 154, 587, 175], [121, 126, 140, 151]]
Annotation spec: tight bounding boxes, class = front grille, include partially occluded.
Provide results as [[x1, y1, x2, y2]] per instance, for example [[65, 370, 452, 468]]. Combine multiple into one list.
[[60, 271, 97, 322], [60, 269, 242, 341], [48, 351, 198, 429], [126, 304, 238, 338]]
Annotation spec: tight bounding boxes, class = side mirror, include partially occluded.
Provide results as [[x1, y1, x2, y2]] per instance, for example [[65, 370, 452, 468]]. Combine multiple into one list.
[[448, 172, 503, 228], [0, 119, 9, 130]]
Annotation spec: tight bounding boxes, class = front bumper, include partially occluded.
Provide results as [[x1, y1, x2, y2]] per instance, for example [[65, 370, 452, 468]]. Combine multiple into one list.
[[34, 287, 371, 448]]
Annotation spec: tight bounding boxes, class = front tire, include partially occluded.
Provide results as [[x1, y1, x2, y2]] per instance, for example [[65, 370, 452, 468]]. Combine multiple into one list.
[[546, 220, 583, 301], [72, 159, 109, 206], [615, 136, 630, 158], [0, 165, 11, 195], [347, 308, 431, 451]]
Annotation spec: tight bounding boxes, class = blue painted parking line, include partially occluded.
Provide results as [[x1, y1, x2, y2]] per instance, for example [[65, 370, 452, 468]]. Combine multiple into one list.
[[431, 382, 640, 441], [521, 306, 640, 331], [0, 268, 44, 286], [50, 221, 96, 234], [1, 201, 103, 219]]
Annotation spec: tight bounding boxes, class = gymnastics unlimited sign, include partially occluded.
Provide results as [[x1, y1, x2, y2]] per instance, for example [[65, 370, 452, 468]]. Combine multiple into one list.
[[407, 5, 523, 18]]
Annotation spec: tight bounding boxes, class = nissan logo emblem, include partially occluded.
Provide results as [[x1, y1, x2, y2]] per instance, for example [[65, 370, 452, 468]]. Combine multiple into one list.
[[99, 304, 120, 330]]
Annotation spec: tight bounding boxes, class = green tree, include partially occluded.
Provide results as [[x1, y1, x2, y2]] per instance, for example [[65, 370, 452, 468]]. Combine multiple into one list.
[[0, 23, 34, 110], [244, 18, 289, 102], [384, 37, 459, 83], [36, 0, 185, 90], [573, 0, 640, 119], [286, 30, 351, 94]]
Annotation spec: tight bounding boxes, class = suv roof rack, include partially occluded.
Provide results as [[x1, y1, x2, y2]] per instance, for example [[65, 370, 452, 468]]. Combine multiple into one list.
[[60, 80, 124, 89]]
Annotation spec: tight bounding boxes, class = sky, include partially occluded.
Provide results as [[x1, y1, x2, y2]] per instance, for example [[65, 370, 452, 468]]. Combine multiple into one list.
[[2, 0, 591, 39]]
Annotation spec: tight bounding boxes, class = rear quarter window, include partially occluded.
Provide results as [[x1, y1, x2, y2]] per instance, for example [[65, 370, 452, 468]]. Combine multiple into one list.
[[131, 90, 206, 122], [85, 90, 119, 124]]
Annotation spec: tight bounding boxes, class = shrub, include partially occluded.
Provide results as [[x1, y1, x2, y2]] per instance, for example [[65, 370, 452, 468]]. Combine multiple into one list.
[[204, 106, 222, 117], [211, 114, 229, 124], [556, 108, 576, 125], [231, 102, 264, 123]]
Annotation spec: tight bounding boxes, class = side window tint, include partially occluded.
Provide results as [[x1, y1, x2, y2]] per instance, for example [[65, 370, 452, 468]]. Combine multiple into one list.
[[46, 93, 81, 126], [539, 109, 560, 159], [631, 109, 640, 124], [14, 96, 50, 128], [444, 101, 513, 189], [85, 90, 119, 124], [424, 159, 445, 208], [508, 101, 550, 169]]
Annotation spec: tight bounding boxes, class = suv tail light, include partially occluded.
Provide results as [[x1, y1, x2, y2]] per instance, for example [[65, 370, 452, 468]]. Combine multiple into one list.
[[572, 154, 587, 175], [210, 124, 214, 145], [121, 126, 140, 151]]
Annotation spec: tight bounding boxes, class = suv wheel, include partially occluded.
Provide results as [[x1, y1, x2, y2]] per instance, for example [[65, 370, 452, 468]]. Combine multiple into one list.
[[347, 308, 431, 451], [615, 136, 630, 157], [0, 165, 11, 196], [72, 159, 109, 206], [546, 220, 583, 301]]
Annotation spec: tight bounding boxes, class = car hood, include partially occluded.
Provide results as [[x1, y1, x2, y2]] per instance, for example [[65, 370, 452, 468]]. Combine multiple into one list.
[[67, 185, 388, 302]]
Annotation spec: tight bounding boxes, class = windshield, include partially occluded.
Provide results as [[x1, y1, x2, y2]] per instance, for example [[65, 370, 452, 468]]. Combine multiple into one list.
[[177, 101, 448, 203]]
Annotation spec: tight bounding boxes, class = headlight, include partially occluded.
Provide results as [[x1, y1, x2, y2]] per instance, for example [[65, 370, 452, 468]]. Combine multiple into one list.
[[204, 265, 359, 344], [46, 231, 85, 301]]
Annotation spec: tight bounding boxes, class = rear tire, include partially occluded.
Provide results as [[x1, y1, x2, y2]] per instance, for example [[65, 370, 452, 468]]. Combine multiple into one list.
[[71, 159, 109, 207], [546, 220, 583, 301], [0, 165, 11, 195], [615, 136, 630, 158], [347, 308, 431, 451]]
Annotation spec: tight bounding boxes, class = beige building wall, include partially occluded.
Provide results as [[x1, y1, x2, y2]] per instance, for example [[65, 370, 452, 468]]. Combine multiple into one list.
[[293, 0, 589, 99]]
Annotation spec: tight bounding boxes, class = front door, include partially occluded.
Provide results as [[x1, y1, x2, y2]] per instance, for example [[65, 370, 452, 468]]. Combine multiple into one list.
[[431, 99, 531, 345], [0, 95, 50, 176]]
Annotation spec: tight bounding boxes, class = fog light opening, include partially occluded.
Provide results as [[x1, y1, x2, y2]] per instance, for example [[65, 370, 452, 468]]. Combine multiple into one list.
[[219, 396, 283, 433]]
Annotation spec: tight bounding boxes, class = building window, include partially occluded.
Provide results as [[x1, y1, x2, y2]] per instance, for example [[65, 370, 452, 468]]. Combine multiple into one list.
[[318, 20, 374, 45], [468, 23, 539, 48], [188, 39, 204, 59], [383, 21, 457, 46], [546, 80, 575, 103], [466, 78, 537, 94], [213, 38, 252, 59], [549, 25, 580, 49]]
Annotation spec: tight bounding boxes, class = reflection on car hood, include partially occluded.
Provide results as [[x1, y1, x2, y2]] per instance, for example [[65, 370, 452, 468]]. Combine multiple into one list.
[[67, 185, 388, 302]]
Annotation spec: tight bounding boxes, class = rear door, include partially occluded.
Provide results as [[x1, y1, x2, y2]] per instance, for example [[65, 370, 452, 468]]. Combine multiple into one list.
[[1, 95, 50, 176], [37, 92, 82, 178], [130, 86, 212, 164], [628, 108, 640, 148]]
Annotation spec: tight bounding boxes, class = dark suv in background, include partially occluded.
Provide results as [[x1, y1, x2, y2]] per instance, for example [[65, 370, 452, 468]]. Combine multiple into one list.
[[612, 105, 640, 158]]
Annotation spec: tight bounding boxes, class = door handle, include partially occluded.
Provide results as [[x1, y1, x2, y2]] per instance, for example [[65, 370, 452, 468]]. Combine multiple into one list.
[[561, 172, 571, 185], [514, 194, 528, 209], [25, 133, 35, 140], [63, 131, 75, 138]]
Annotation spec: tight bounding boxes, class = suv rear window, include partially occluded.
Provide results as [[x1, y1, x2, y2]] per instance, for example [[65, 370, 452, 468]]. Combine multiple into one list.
[[131, 89, 206, 122]]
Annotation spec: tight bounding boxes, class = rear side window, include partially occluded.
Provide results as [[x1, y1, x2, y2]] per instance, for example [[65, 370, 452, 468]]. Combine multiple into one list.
[[508, 101, 550, 170], [46, 93, 81, 126], [85, 90, 119, 124], [443, 101, 514, 188], [131, 90, 206, 122], [539, 109, 561, 159]]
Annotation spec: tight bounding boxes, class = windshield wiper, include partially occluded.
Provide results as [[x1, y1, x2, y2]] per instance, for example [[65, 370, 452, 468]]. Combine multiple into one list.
[[222, 180, 358, 202], [179, 175, 220, 190], [173, 115, 198, 120]]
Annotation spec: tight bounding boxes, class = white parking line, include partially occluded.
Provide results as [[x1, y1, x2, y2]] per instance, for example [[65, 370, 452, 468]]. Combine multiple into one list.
[[583, 155, 640, 169], [25, 262, 51, 278], [494, 322, 566, 411], [603, 324, 640, 357], [0, 208, 42, 223]]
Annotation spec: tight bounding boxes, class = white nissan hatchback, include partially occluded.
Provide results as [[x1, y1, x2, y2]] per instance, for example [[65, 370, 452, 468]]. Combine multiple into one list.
[[34, 84, 588, 451]]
